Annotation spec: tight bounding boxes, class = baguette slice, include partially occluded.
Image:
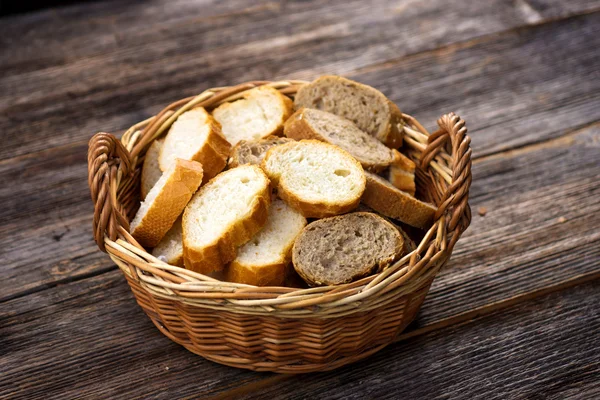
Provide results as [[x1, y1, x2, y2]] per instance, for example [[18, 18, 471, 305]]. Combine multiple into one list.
[[226, 199, 307, 286], [294, 75, 404, 147], [141, 139, 164, 199], [131, 159, 204, 248], [159, 107, 230, 182], [284, 108, 394, 172], [292, 212, 404, 286], [182, 165, 271, 274], [362, 171, 437, 229], [152, 216, 183, 266], [213, 86, 293, 146], [228, 136, 293, 169], [261, 140, 366, 218], [386, 149, 416, 196]]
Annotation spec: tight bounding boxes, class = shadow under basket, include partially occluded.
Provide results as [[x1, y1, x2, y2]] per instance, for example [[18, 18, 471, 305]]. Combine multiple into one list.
[[87, 80, 472, 373]]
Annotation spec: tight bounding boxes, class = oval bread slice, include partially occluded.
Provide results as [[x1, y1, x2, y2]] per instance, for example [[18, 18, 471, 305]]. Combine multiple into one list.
[[294, 75, 404, 147], [159, 107, 231, 182], [182, 165, 271, 274], [228, 136, 293, 169], [261, 140, 366, 218], [226, 199, 307, 286], [284, 108, 395, 172], [131, 159, 204, 248], [213, 86, 293, 146], [141, 139, 164, 199], [292, 212, 404, 286], [152, 216, 183, 266], [362, 171, 437, 229]]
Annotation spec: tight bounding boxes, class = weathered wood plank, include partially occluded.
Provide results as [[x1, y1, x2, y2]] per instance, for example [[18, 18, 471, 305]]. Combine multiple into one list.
[[1, 1, 599, 160]]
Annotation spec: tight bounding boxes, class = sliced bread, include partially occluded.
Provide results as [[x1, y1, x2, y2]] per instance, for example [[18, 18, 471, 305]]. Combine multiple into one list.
[[212, 86, 293, 146], [225, 199, 307, 286], [228, 136, 293, 169], [141, 139, 164, 199], [361, 171, 437, 229], [261, 140, 366, 218], [292, 212, 404, 286], [152, 216, 183, 266], [386, 149, 416, 196], [131, 159, 204, 248], [159, 107, 230, 182], [284, 108, 394, 172], [294, 75, 404, 147], [182, 165, 271, 274]]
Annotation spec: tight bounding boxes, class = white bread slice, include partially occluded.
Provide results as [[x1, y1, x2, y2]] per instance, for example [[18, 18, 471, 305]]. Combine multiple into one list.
[[141, 139, 164, 199], [212, 86, 293, 146], [159, 107, 230, 182], [361, 171, 436, 229], [261, 140, 366, 218], [152, 216, 183, 266], [294, 75, 404, 147], [386, 149, 416, 196], [131, 159, 204, 248], [284, 107, 394, 172], [228, 136, 293, 169], [182, 165, 271, 274], [225, 199, 307, 286]]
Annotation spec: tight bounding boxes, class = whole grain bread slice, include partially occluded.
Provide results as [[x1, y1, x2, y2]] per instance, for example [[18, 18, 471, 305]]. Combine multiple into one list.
[[261, 140, 366, 218], [152, 216, 184, 266], [131, 159, 204, 248], [182, 165, 271, 274], [228, 136, 293, 169], [225, 199, 307, 286], [294, 75, 404, 147], [284, 108, 394, 172], [141, 139, 164, 199], [292, 212, 404, 286], [213, 86, 293, 146], [361, 171, 437, 229], [386, 149, 416, 196], [159, 107, 230, 182]]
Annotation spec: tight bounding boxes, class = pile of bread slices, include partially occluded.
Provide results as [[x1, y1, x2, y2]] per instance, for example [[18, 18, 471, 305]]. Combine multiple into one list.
[[130, 76, 437, 287]]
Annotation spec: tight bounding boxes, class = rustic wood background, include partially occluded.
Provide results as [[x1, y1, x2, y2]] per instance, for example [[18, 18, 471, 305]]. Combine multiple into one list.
[[1, 0, 599, 398]]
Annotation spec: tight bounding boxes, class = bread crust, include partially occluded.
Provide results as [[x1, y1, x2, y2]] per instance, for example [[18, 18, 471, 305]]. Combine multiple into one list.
[[225, 259, 288, 287], [361, 172, 436, 229], [141, 139, 164, 199], [131, 159, 204, 248]]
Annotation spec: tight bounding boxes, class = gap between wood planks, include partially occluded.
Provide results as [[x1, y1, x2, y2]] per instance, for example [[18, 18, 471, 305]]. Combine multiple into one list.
[[205, 270, 600, 400]]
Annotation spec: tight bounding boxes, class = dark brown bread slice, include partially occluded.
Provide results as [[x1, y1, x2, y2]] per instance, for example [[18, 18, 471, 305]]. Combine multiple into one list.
[[228, 136, 293, 168], [294, 75, 404, 147], [292, 212, 404, 286], [284, 108, 394, 172], [354, 204, 417, 254], [361, 171, 437, 229]]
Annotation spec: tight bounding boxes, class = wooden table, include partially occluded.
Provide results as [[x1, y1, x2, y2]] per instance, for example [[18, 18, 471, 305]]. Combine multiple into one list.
[[1, 0, 599, 398]]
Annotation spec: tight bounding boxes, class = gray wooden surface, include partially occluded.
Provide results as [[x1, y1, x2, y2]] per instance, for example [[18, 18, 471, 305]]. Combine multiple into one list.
[[1, 0, 599, 398]]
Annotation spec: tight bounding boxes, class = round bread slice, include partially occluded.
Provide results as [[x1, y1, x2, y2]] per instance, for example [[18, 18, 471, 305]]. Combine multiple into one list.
[[141, 138, 164, 199], [159, 107, 231, 182], [292, 212, 404, 286], [228, 136, 293, 169], [131, 159, 204, 248], [225, 199, 307, 286], [152, 216, 183, 266], [261, 140, 366, 218], [361, 171, 437, 229], [212, 86, 293, 146], [182, 165, 271, 274], [294, 75, 404, 147], [284, 108, 394, 172]]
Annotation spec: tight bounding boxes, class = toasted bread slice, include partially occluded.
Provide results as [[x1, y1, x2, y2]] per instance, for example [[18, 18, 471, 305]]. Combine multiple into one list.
[[212, 86, 293, 146], [225, 199, 307, 286], [284, 108, 395, 172], [159, 107, 230, 182], [386, 149, 416, 196], [292, 212, 404, 286], [131, 159, 203, 248], [152, 216, 184, 266], [182, 165, 271, 274], [361, 171, 436, 229], [141, 139, 164, 199], [228, 136, 293, 169], [294, 75, 404, 147], [261, 140, 366, 218]]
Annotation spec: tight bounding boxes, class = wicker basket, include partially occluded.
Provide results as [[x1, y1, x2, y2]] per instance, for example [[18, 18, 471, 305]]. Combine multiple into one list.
[[87, 80, 472, 373]]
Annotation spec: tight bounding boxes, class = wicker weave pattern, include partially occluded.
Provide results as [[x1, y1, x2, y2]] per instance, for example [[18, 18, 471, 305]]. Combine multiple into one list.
[[87, 80, 472, 373]]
